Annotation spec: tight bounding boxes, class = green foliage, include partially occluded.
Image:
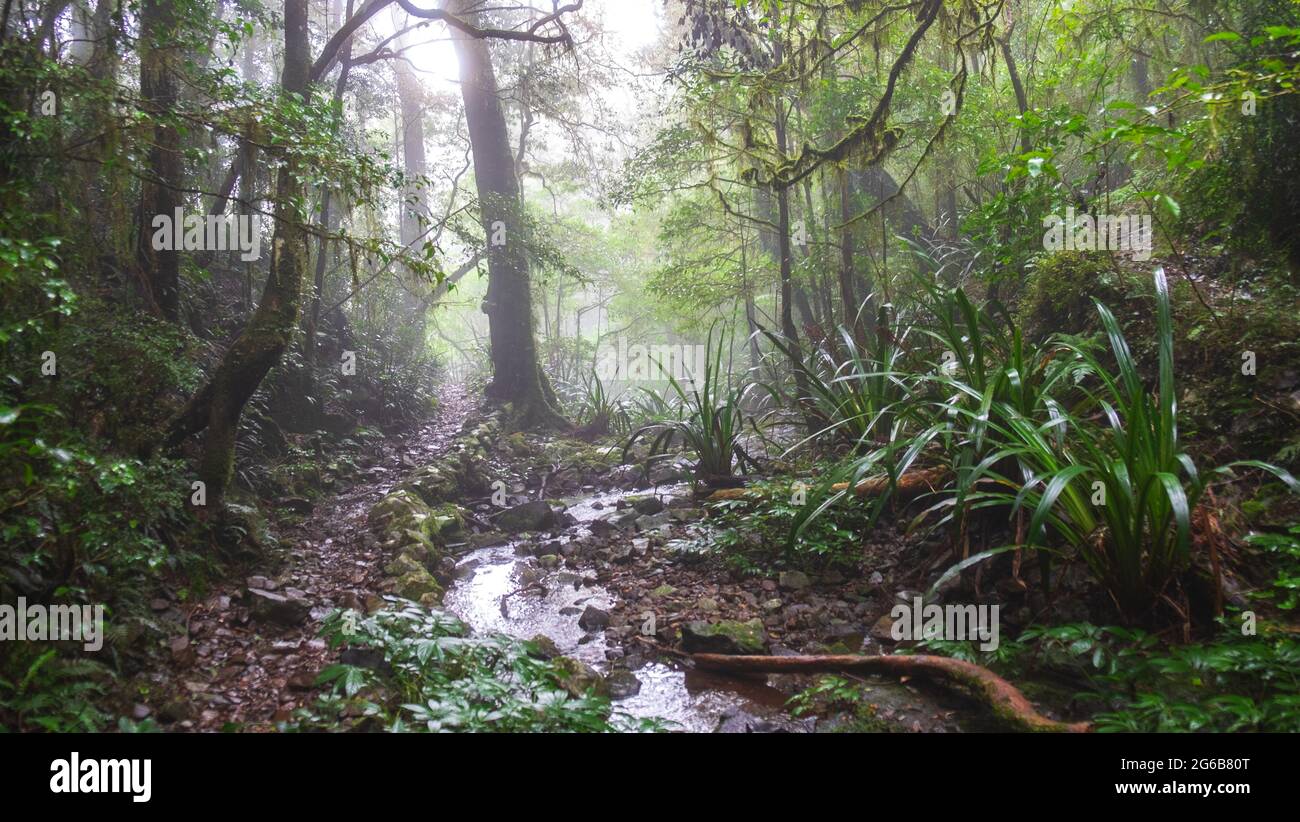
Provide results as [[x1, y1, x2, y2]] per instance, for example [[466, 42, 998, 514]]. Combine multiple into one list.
[[766, 303, 916, 451], [964, 269, 1295, 618], [791, 267, 1297, 620], [700, 479, 866, 573], [557, 373, 631, 435], [294, 603, 657, 733], [1243, 524, 1300, 610], [1023, 622, 1300, 732], [623, 327, 762, 481], [786, 675, 895, 732], [0, 647, 113, 732], [1017, 253, 1136, 337], [0, 428, 196, 613]]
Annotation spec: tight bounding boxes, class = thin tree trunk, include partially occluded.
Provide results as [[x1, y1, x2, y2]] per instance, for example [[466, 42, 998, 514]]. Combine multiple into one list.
[[136, 0, 182, 321], [838, 167, 862, 339], [306, 0, 353, 366], [772, 82, 816, 433]]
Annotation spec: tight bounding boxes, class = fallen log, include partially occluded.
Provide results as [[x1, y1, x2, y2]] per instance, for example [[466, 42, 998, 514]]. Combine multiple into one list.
[[692, 652, 1090, 733], [704, 466, 950, 502]]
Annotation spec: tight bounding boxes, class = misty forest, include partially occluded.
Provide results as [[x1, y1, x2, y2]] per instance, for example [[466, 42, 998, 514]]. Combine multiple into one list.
[[3, 0, 1300, 734]]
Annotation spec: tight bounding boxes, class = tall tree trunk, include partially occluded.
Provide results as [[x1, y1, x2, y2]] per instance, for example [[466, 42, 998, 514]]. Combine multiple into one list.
[[837, 167, 862, 338], [448, 0, 566, 429], [306, 0, 353, 366], [772, 86, 816, 433], [136, 0, 181, 321], [164, 0, 312, 508]]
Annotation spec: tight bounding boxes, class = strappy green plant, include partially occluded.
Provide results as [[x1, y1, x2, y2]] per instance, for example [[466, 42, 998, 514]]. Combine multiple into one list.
[[954, 268, 1297, 618], [622, 327, 761, 484]]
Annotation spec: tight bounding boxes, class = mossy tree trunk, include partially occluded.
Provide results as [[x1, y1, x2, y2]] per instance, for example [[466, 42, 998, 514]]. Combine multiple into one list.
[[448, 0, 568, 430], [164, 0, 311, 507]]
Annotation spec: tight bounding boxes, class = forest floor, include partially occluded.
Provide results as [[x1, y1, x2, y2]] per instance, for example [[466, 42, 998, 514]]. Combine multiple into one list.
[[131, 388, 473, 730], [125, 387, 1083, 732]]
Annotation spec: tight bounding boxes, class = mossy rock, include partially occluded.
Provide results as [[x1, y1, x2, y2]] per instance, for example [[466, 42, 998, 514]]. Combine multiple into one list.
[[384, 552, 426, 578], [402, 465, 459, 506], [549, 656, 611, 699], [536, 438, 620, 472], [680, 618, 768, 655], [626, 494, 665, 515], [394, 534, 441, 573], [428, 503, 465, 538], [503, 432, 531, 456], [368, 488, 432, 533], [392, 568, 443, 602], [268, 460, 322, 496]]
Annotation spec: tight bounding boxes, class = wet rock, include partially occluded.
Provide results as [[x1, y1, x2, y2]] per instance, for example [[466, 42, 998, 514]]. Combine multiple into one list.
[[608, 464, 643, 488], [496, 500, 559, 533], [527, 634, 561, 660], [762, 598, 783, 613], [870, 613, 897, 642], [715, 711, 810, 733], [822, 621, 864, 652], [635, 511, 673, 531], [649, 462, 692, 484], [383, 553, 425, 578], [578, 605, 611, 631], [605, 509, 641, 530], [368, 489, 432, 534], [340, 647, 390, 674], [607, 670, 642, 699], [650, 584, 676, 598], [537, 554, 562, 569], [779, 570, 811, 591], [248, 588, 311, 626], [670, 507, 704, 523], [551, 656, 610, 698], [453, 558, 480, 579], [680, 618, 768, 655], [392, 568, 442, 602], [627, 495, 665, 515], [469, 531, 509, 548], [697, 597, 720, 613]]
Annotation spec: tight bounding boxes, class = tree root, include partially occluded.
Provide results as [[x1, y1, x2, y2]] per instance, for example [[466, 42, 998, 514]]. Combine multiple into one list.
[[691, 652, 1090, 733], [703, 466, 950, 502]]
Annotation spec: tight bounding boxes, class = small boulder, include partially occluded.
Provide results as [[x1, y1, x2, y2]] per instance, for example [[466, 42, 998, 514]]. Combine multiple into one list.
[[551, 656, 610, 698], [248, 588, 310, 626], [778, 570, 811, 591], [496, 500, 558, 533], [627, 495, 665, 515], [578, 604, 611, 632], [680, 618, 767, 655], [607, 670, 642, 700]]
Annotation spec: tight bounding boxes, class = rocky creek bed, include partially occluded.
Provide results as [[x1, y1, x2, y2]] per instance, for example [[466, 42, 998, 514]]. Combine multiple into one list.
[[364, 403, 981, 732], [136, 390, 1003, 732]]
